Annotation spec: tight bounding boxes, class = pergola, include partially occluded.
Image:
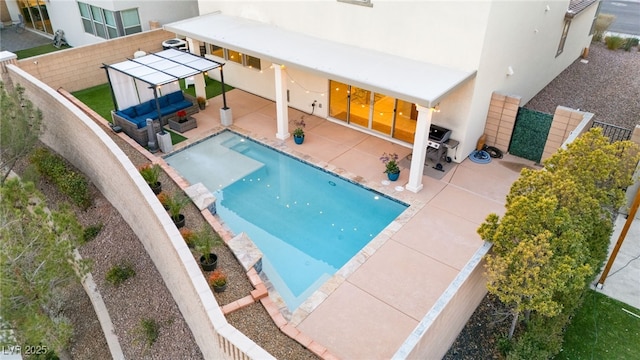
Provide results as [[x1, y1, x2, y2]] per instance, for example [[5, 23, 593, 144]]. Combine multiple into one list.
[[103, 48, 226, 118]]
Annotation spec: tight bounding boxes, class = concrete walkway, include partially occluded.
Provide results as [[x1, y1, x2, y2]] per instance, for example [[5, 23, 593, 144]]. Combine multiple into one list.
[[594, 211, 640, 310], [0, 27, 51, 52]]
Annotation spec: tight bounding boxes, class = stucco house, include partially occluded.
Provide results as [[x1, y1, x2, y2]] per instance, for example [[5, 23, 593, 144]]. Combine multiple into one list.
[[1, 0, 199, 47], [166, 0, 599, 192]]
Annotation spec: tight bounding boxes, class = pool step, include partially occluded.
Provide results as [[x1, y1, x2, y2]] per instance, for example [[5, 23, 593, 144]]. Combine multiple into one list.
[[232, 143, 251, 154]]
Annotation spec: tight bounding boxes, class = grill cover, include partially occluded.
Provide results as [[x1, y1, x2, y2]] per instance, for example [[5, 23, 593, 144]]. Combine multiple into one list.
[[429, 124, 451, 143]]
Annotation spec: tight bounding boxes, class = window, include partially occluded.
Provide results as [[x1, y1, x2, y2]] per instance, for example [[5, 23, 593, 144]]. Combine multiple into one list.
[[227, 49, 243, 64], [121, 9, 141, 35], [210, 44, 224, 58], [329, 80, 416, 143], [245, 55, 262, 70], [207, 43, 261, 70], [77, 2, 141, 39], [104, 9, 118, 39], [556, 19, 571, 57]]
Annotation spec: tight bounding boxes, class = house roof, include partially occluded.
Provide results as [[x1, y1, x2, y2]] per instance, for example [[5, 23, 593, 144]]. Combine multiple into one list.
[[164, 12, 476, 108], [567, 0, 599, 17], [106, 48, 223, 86]]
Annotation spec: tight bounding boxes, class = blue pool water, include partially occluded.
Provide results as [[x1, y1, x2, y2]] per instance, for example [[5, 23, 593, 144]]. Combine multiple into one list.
[[165, 131, 407, 310]]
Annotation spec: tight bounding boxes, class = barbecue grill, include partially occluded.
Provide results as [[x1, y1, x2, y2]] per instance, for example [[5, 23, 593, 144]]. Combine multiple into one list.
[[426, 124, 453, 166]]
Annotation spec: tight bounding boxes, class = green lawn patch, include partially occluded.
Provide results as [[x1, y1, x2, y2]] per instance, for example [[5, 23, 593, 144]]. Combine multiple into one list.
[[15, 44, 71, 59], [164, 128, 188, 144], [72, 83, 115, 122], [557, 289, 640, 360]]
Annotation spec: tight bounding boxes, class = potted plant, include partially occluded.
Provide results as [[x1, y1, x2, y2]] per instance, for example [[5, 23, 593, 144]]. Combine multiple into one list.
[[208, 268, 228, 292], [165, 191, 190, 228], [197, 96, 206, 110], [292, 117, 306, 145], [176, 109, 188, 123], [194, 226, 224, 271], [139, 163, 162, 194], [380, 152, 400, 181]]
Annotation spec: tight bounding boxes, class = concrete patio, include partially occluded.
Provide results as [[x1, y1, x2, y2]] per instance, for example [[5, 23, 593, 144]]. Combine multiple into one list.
[[157, 88, 541, 359]]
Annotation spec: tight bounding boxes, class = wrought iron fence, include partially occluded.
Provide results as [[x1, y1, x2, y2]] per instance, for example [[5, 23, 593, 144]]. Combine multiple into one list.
[[591, 121, 632, 142]]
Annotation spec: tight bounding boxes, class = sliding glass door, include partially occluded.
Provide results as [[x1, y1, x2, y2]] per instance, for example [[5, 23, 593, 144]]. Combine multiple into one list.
[[328, 80, 417, 144]]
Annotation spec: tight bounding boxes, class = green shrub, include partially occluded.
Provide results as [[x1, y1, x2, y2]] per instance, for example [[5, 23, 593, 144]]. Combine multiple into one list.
[[497, 335, 513, 356], [623, 37, 639, 51], [30, 147, 91, 209], [105, 263, 135, 286], [605, 36, 625, 50], [139, 318, 160, 346], [82, 223, 103, 243]]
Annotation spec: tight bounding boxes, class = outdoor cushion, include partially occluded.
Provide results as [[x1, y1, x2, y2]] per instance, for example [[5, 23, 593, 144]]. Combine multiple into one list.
[[167, 91, 185, 104], [172, 100, 192, 112], [121, 107, 137, 118], [158, 95, 170, 108], [134, 101, 154, 116]]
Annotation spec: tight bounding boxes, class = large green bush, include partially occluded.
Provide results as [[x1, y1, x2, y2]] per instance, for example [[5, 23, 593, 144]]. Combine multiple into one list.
[[30, 147, 91, 209], [480, 128, 640, 358]]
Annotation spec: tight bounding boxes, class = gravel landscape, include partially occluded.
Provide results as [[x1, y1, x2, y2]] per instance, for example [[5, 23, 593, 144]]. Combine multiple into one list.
[[9, 38, 638, 359], [525, 41, 640, 130]]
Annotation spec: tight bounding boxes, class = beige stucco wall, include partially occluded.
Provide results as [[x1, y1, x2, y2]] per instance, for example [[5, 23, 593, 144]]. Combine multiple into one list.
[[194, 1, 597, 161], [16, 29, 174, 93], [395, 243, 491, 359], [6, 65, 272, 360]]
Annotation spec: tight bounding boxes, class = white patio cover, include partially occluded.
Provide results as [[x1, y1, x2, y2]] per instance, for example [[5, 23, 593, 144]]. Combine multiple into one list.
[[105, 48, 222, 110], [164, 12, 476, 108]]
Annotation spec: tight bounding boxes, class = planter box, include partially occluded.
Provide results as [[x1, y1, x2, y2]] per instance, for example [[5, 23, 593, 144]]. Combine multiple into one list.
[[169, 116, 197, 133]]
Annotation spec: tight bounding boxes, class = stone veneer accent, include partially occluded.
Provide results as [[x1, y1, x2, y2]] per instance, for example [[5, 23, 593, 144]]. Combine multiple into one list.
[[541, 106, 591, 161], [483, 92, 521, 152]]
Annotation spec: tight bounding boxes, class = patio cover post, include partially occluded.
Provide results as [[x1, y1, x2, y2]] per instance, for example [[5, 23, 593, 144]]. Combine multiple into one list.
[[152, 86, 166, 135], [102, 65, 119, 111], [406, 105, 434, 193], [220, 66, 228, 109], [273, 63, 290, 140]]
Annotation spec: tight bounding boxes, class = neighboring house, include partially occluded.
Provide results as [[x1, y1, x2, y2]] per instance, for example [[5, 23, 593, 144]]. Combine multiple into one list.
[[166, 0, 599, 192], [2, 0, 199, 47]]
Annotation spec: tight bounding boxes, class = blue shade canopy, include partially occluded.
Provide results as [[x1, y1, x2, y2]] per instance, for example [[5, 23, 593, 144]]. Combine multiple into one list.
[[106, 48, 223, 86]]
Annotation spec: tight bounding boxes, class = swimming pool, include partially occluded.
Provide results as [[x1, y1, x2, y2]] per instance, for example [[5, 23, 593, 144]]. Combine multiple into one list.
[[165, 130, 408, 310]]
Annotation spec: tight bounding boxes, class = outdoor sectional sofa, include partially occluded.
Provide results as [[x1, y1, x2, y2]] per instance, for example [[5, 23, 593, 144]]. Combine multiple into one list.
[[112, 91, 199, 146]]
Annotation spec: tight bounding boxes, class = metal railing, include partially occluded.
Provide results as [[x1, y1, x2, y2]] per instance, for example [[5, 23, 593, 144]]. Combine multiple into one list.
[[591, 121, 632, 142]]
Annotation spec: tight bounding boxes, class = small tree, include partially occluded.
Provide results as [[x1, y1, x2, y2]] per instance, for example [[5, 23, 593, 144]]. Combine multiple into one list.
[[0, 82, 44, 185], [479, 128, 639, 348], [0, 179, 89, 359]]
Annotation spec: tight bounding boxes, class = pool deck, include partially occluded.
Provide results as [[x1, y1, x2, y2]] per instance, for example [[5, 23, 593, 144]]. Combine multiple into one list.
[[165, 89, 538, 359]]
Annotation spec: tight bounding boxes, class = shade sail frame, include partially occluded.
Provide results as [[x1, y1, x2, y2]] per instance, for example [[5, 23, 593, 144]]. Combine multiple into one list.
[[105, 48, 223, 87]]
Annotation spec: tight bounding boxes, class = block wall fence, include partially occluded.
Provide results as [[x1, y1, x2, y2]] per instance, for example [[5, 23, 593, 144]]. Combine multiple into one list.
[[16, 29, 175, 93], [6, 65, 272, 360]]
